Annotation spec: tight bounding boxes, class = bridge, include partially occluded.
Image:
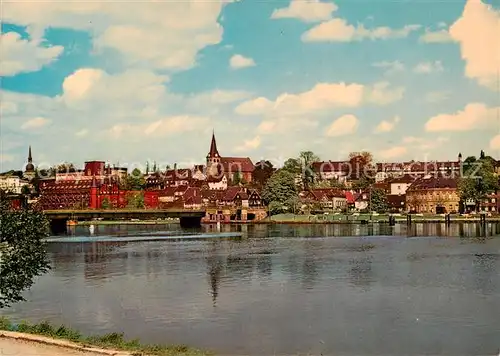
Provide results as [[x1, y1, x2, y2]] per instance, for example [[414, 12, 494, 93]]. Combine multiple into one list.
[[44, 209, 206, 232]]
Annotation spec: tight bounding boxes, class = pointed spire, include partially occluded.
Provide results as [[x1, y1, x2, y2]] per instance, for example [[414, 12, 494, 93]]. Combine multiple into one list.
[[208, 130, 219, 157], [28, 145, 32, 162]]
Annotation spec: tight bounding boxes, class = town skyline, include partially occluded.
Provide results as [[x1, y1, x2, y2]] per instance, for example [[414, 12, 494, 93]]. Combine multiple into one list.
[[1, 0, 499, 172]]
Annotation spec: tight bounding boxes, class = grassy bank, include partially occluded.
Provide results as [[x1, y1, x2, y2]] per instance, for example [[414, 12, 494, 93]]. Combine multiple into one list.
[[0, 317, 211, 356]]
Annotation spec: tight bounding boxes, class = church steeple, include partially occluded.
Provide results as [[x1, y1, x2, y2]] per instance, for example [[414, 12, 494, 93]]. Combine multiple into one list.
[[208, 130, 219, 158], [24, 145, 35, 181], [206, 130, 221, 176], [25, 145, 34, 173]]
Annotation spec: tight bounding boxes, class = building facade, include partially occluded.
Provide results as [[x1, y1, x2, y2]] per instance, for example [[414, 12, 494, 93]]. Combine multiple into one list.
[[405, 176, 460, 214]]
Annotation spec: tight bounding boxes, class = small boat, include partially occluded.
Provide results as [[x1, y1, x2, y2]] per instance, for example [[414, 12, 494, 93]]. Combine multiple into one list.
[[66, 220, 78, 226]]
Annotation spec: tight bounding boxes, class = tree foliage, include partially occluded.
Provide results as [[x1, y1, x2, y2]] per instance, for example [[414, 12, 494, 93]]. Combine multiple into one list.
[[122, 168, 146, 190], [368, 188, 388, 213], [0, 194, 50, 308], [281, 151, 320, 189], [54, 163, 76, 174], [458, 153, 498, 211], [21, 185, 31, 195], [126, 192, 145, 209], [252, 160, 275, 188], [348, 151, 374, 181], [262, 169, 298, 214], [101, 197, 111, 209]]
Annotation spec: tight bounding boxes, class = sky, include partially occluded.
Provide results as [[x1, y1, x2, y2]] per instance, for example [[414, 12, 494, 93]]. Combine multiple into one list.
[[0, 0, 499, 172]]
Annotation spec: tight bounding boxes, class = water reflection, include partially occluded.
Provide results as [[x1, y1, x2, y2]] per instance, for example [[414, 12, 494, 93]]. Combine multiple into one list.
[[61, 221, 498, 239], [3, 223, 500, 356]]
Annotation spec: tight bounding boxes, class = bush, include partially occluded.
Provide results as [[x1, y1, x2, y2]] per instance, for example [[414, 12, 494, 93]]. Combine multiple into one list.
[[0, 194, 51, 308]]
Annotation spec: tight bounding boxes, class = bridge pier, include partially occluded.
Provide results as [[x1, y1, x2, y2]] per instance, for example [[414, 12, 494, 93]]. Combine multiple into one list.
[[179, 216, 202, 228], [50, 218, 68, 234]]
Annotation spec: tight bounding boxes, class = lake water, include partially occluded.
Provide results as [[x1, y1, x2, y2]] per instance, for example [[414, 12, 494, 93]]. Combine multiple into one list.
[[2, 222, 500, 356]]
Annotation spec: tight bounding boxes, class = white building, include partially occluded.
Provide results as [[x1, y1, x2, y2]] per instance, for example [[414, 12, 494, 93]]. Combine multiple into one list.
[[0, 176, 30, 194]]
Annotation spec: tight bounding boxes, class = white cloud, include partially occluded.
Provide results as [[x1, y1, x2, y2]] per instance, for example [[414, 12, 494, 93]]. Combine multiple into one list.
[[75, 129, 89, 137], [271, 0, 337, 22], [325, 114, 359, 137], [0, 31, 63, 76], [235, 136, 261, 152], [402, 136, 425, 144], [413, 60, 444, 73], [236, 81, 403, 117], [374, 116, 401, 133], [108, 115, 210, 139], [257, 118, 318, 135], [378, 146, 408, 160], [425, 103, 499, 132], [449, 0, 500, 90], [366, 82, 405, 105], [21, 117, 51, 130], [3, 0, 233, 71], [425, 91, 451, 103], [0, 66, 260, 167], [230, 54, 256, 69], [302, 19, 420, 42], [490, 135, 500, 150], [419, 29, 453, 43], [372, 60, 405, 75]]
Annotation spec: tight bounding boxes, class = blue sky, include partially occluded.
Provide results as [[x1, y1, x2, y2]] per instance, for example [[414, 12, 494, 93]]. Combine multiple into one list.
[[0, 0, 498, 172]]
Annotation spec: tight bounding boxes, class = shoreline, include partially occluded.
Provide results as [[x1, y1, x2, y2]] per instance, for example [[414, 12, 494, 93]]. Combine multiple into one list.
[[0, 318, 211, 356], [71, 216, 499, 226]]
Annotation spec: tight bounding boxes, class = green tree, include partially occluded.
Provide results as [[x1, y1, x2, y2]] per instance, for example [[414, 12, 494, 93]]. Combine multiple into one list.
[[268, 201, 285, 215], [330, 179, 347, 189], [352, 176, 374, 191], [285, 195, 301, 214], [282, 158, 302, 175], [21, 185, 31, 195], [369, 188, 388, 213], [126, 192, 145, 209], [458, 154, 498, 211], [299, 151, 320, 188], [123, 168, 146, 190], [348, 151, 375, 181], [262, 169, 298, 208], [101, 197, 111, 209], [0, 193, 50, 308], [253, 160, 275, 188], [232, 171, 242, 185]]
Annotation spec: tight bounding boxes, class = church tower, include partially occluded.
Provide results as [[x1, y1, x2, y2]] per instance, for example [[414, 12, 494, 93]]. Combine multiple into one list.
[[23, 145, 35, 181], [206, 131, 221, 176]]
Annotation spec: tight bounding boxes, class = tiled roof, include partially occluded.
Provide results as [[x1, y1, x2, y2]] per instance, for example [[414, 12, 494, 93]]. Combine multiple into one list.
[[221, 157, 254, 173], [183, 187, 202, 205], [407, 176, 458, 190], [223, 186, 248, 201]]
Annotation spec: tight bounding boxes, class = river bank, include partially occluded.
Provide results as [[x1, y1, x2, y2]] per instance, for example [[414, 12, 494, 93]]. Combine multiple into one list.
[[0, 318, 211, 356], [71, 214, 497, 226]]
